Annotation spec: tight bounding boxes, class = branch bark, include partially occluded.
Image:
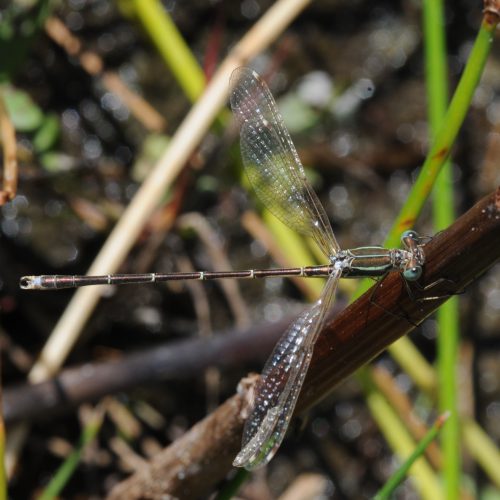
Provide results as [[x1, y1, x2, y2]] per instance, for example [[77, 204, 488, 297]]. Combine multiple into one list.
[[3, 318, 293, 424], [106, 189, 500, 499], [299, 187, 500, 412]]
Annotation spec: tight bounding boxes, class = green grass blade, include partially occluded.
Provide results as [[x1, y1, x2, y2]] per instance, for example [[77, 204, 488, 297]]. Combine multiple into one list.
[[360, 371, 443, 500], [423, 0, 461, 497], [352, 11, 498, 496], [354, 14, 498, 303], [130, 0, 206, 102], [38, 409, 103, 500], [350, 15, 498, 411], [389, 17, 496, 243], [214, 468, 250, 500], [374, 413, 449, 500]]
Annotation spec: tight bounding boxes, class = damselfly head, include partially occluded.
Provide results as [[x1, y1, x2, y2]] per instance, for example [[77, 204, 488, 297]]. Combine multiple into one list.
[[401, 230, 419, 246]]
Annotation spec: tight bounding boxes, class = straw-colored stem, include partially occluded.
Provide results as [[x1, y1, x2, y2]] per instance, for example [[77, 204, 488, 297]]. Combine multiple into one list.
[[26, 0, 312, 382], [262, 210, 324, 299], [7, 0, 312, 476], [359, 372, 442, 500], [462, 418, 500, 489]]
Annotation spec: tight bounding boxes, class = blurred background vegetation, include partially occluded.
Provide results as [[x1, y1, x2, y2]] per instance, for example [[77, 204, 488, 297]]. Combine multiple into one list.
[[0, 0, 499, 498]]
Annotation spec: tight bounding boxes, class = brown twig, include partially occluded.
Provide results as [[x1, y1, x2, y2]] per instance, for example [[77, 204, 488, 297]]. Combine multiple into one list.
[[3, 317, 293, 425], [0, 93, 18, 204], [44, 16, 166, 132], [107, 392, 246, 500], [298, 187, 500, 413], [106, 190, 499, 499], [177, 212, 251, 328], [483, 0, 500, 24]]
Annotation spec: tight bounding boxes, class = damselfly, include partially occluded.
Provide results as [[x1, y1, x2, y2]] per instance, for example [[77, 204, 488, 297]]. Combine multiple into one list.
[[20, 67, 425, 470]]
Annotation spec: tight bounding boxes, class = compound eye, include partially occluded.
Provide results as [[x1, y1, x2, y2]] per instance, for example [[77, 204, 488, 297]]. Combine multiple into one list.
[[403, 266, 422, 281], [401, 230, 418, 242]]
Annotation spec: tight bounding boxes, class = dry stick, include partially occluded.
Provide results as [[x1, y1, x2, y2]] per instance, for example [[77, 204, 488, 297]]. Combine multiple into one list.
[[174, 254, 220, 413], [0, 94, 18, 205], [176, 212, 251, 328], [241, 210, 319, 301], [28, 0, 312, 383], [298, 188, 499, 413], [107, 392, 246, 500], [44, 16, 166, 132], [5, 0, 313, 475], [3, 317, 292, 425], [106, 189, 500, 500]]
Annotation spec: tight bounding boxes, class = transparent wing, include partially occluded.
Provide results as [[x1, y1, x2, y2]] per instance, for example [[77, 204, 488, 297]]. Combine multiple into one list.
[[230, 67, 339, 258], [233, 270, 341, 470]]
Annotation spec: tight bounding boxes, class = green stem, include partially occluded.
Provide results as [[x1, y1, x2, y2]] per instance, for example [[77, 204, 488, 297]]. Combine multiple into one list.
[[360, 371, 443, 500], [214, 468, 249, 500], [38, 410, 103, 500], [389, 18, 495, 244], [423, 0, 461, 497], [352, 14, 497, 308], [131, 0, 206, 102], [374, 413, 449, 500], [352, 10, 498, 496], [353, 15, 496, 305]]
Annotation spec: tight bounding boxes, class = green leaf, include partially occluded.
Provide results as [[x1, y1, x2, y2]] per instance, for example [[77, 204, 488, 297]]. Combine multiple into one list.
[[278, 94, 318, 134], [33, 113, 60, 152], [3, 86, 43, 131]]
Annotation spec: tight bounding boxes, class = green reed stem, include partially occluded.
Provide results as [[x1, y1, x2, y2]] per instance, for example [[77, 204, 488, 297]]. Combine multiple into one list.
[[359, 371, 442, 500], [131, 0, 206, 102], [355, 14, 497, 304], [388, 17, 496, 245], [352, 9, 498, 495], [423, 0, 461, 498], [374, 413, 449, 500], [38, 409, 103, 500], [214, 468, 250, 500]]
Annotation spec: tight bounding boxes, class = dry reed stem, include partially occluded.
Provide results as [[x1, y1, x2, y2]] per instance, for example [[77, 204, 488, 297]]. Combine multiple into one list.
[[44, 16, 166, 132], [0, 94, 18, 204], [7, 0, 312, 474]]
